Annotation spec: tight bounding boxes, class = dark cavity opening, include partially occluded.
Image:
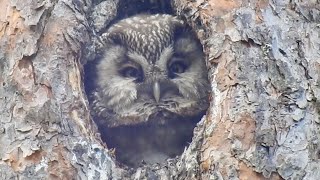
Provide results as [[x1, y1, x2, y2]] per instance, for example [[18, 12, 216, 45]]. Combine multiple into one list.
[[100, 113, 205, 167], [85, 0, 210, 168]]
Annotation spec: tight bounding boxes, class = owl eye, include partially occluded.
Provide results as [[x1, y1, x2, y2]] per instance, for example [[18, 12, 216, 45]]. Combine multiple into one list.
[[120, 66, 143, 82], [169, 61, 187, 75]]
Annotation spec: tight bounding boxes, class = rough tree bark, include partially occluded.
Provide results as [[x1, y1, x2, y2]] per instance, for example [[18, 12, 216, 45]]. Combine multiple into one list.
[[1, 0, 320, 179]]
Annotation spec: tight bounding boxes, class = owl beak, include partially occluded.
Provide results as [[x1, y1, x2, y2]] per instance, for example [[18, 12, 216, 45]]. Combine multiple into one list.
[[153, 81, 160, 103]]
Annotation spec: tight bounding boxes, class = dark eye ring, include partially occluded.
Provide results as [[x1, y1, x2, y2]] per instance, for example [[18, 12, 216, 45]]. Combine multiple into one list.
[[169, 61, 187, 74], [120, 66, 143, 82]]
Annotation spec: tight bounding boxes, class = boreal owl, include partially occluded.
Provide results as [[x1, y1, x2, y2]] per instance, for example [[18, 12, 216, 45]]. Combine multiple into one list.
[[88, 14, 210, 167]]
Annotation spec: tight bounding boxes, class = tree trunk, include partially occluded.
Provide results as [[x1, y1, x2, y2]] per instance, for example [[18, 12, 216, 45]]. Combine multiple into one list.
[[1, 0, 320, 179]]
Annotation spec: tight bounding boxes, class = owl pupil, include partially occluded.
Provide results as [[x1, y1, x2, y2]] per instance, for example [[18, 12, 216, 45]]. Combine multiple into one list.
[[169, 61, 187, 78], [121, 67, 142, 82]]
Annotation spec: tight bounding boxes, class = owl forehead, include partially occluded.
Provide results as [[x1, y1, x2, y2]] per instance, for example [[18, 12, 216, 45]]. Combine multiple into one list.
[[123, 28, 172, 61], [106, 14, 184, 62]]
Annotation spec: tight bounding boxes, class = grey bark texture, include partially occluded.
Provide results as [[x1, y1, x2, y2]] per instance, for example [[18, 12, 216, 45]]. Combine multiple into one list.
[[1, 0, 320, 179]]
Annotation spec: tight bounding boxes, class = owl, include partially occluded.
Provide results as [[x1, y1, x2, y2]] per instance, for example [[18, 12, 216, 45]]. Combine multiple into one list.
[[88, 14, 210, 167]]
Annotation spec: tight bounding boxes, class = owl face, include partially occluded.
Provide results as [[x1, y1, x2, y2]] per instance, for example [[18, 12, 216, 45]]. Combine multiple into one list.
[[94, 14, 210, 127]]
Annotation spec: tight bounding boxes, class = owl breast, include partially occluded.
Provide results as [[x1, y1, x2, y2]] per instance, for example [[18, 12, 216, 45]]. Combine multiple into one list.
[[88, 14, 210, 167]]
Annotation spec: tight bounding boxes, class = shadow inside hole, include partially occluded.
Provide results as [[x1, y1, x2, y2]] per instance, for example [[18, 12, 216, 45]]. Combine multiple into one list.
[[117, 0, 173, 18], [99, 113, 205, 167]]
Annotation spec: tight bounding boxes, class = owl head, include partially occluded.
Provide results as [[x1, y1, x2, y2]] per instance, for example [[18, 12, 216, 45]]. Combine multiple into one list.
[[91, 14, 210, 127]]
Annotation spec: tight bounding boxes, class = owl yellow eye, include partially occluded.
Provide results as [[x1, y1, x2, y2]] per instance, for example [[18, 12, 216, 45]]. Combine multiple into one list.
[[169, 61, 187, 75], [120, 66, 143, 82]]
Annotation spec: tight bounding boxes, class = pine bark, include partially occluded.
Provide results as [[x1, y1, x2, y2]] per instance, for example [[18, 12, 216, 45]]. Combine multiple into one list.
[[1, 0, 320, 179]]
